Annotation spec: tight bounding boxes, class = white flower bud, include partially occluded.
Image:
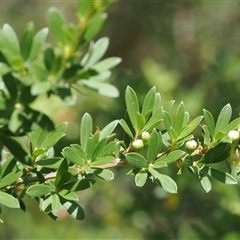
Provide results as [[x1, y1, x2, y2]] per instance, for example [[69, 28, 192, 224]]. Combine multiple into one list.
[[228, 130, 240, 141], [185, 140, 198, 150], [132, 139, 144, 149], [141, 131, 151, 142]]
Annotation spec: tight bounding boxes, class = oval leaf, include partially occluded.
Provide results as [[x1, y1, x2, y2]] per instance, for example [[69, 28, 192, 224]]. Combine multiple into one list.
[[26, 184, 52, 197], [0, 192, 20, 208]]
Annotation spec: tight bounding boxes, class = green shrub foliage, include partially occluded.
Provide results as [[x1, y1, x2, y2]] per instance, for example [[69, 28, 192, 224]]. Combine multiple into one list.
[[0, 0, 240, 222]]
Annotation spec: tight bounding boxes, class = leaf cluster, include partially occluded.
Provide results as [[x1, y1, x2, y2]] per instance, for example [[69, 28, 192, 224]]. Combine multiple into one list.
[[1, 0, 240, 223]]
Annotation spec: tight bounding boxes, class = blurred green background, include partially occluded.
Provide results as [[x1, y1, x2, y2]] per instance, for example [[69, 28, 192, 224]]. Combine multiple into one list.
[[1, 0, 240, 239]]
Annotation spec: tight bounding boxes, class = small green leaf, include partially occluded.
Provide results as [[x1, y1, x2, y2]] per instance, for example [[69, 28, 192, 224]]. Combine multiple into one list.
[[58, 190, 79, 201], [59, 197, 85, 220], [55, 158, 69, 187], [92, 57, 122, 72], [214, 104, 232, 136], [99, 120, 118, 141], [79, 80, 119, 98], [119, 119, 133, 139], [125, 86, 140, 132], [141, 87, 156, 117], [137, 113, 146, 130], [83, 13, 107, 42], [201, 143, 229, 164], [82, 38, 109, 69], [163, 111, 173, 139], [147, 129, 162, 163], [204, 166, 238, 185], [155, 150, 185, 165], [175, 102, 185, 133], [26, 184, 52, 197], [62, 145, 86, 166], [135, 170, 148, 187], [91, 156, 116, 167], [28, 28, 49, 61], [178, 116, 203, 140], [0, 171, 22, 188], [223, 117, 240, 134], [20, 22, 34, 60], [51, 193, 61, 213], [203, 109, 215, 138], [60, 179, 96, 192], [36, 157, 63, 169], [199, 171, 212, 193], [125, 152, 148, 168], [148, 167, 177, 193], [80, 113, 93, 151], [94, 169, 114, 181], [98, 141, 118, 158], [0, 135, 31, 165], [0, 191, 20, 208], [48, 7, 66, 45]]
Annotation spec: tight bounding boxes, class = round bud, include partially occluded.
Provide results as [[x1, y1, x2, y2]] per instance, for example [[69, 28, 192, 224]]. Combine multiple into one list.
[[185, 140, 198, 151], [228, 130, 240, 141], [141, 131, 151, 144], [132, 139, 144, 150]]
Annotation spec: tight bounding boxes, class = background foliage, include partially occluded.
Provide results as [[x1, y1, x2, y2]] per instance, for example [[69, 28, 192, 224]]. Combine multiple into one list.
[[1, 1, 240, 239]]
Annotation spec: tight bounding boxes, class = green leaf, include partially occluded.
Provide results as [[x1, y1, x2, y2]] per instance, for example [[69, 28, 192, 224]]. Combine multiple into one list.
[[51, 193, 61, 213], [177, 116, 203, 140], [78, 1, 92, 17], [55, 158, 69, 187], [28, 122, 67, 150], [148, 167, 177, 193], [0, 24, 21, 63], [99, 120, 118, 141], [175, 102, 185, 133], [125, 152, 148, 168], [48, 7, 66, 45], [26, 184, 52, 197], [82, 38, 109, 69], [36, 157, 63, 169], [98, 141, 118, 158], [91, 156, 116, 166], [141, 87, 156, 117], [62, 145, 86, 166], [154, 150, 185, 165], [80, 113, 93, 151], [60, 179, 96, 192], [0, 135, 31, 165], [20, 22, 34, 60], [0, 152, 16, 178], [203, 166, 238, 185], [31, 81, 51, 95], [79, 80, 119, 98], [91, 138, 108, 160], [0, 171, 22, 188], [214, 104, 232, 136], [28, 28, 48, 61], [201, 143, 229, 164], [135, 170, 148, 187], [198, 170, 212, 193], [86, 131, 100, 159], [0, 191, 20, 208], [119, 119, 133, 139], [125, 86, 140, 132], [58, 190, 79, 201], [203, 109, 215, 138], [163, 111, 173, 139], [92, 57, 122, 72], [147, 129, 162, 163], [222, 117, 240, 134], [83, 13, 107, 42], [59, 197, 85, 220], [94, 169, 114, 181]]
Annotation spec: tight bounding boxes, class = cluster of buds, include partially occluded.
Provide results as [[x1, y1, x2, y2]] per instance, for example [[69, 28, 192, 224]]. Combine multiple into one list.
[[132, 131, 151, 150]]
